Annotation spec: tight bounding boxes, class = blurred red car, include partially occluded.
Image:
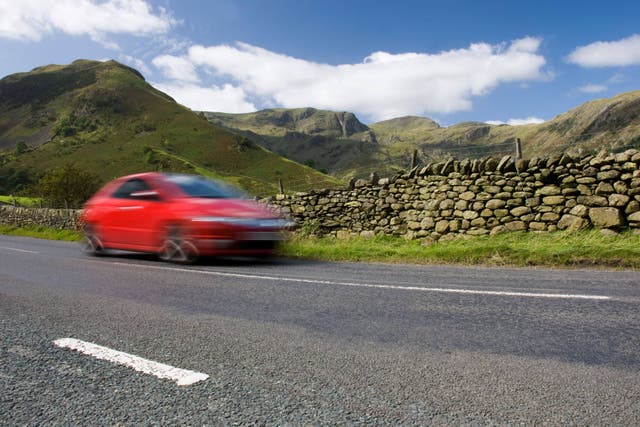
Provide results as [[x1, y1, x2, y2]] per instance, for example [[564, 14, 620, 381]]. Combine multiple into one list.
[[80, 172, 294, 262]]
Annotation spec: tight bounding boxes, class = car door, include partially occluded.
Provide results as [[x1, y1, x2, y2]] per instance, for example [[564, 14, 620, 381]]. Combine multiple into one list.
[[106, 178, 162, 248]]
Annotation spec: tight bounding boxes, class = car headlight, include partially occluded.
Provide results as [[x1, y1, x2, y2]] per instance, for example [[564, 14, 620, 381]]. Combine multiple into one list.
[[255, 219, 296, 228], [191, 217, 295, 228], [192, 216, 256, 226]]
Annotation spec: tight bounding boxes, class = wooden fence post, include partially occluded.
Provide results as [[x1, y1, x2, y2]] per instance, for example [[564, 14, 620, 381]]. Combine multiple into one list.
[[278, 178, 284, 194]]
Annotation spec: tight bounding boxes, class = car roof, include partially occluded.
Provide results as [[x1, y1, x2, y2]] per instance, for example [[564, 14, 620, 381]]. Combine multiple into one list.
[[116, 172, 207, 182], [116, 172, 166, 181]]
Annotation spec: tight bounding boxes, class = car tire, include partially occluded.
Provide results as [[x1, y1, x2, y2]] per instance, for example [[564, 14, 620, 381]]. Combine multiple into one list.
[[158, 225, 198, 264], [82, 224, 104, 256]]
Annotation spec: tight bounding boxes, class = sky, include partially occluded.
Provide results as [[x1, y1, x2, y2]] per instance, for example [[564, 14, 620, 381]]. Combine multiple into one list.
[[0, 0, 639, 126]]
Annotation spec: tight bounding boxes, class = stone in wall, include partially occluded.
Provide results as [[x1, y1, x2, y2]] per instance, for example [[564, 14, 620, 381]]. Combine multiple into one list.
[[589, 207, 624, 229]]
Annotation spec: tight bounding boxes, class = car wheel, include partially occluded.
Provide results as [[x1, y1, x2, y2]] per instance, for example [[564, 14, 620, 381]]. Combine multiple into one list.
[[82, 224, 104, 256], [158, 225, 198, 264]]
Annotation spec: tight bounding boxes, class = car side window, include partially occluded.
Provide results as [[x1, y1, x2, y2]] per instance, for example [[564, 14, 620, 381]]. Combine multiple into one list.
[[112, 178, 152, 199]]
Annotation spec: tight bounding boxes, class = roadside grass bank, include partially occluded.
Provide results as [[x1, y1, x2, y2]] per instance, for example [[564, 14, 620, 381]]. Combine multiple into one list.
[[282, 230, 640, 269], [1, 225, 639, 269], [0, 225, 82, 241]]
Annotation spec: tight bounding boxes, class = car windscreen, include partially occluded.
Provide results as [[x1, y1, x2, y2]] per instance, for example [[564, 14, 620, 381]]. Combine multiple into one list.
[[165, 175, 246, 199]]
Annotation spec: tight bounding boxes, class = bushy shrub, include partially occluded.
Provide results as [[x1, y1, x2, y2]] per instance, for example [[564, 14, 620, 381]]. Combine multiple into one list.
[[0, 168, 32, 193], [53, 114, 97, 137], [14, 141, 28, 155], [34, 164, 102, 208]]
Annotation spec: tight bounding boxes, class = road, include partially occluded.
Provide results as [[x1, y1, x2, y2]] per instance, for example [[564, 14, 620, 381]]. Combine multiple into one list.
[[1, 234, 639, 425]]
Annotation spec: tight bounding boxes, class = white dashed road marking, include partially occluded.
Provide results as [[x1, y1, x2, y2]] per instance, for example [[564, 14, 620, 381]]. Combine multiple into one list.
[[53, 338, 209, 386], [108, 261, 612, 301], [0, 246, 39, 254]]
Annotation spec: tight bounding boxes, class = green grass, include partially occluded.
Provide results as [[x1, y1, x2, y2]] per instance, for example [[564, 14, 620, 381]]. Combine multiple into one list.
[[0, 225, 81, 241], [0, 195, 42, 207], [1, 224, 638, 269], [282, 230, 640, 269]]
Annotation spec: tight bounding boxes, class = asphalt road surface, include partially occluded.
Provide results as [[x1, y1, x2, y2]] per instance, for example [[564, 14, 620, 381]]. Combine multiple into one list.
[[1, 234, 639, 425]]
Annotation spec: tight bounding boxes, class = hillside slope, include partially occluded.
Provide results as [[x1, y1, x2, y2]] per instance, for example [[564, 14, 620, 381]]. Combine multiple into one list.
[[525, 90, 640, 155], [203, 108, 383, 176], [205, 108, 375, 141], [369, 91, 640, 160], [0, 60, 339, 195], [370, 116, 440, 145]]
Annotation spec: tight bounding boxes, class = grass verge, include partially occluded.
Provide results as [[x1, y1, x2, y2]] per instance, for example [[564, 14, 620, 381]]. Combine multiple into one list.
[[282, 230, 640, 269], [1, 225, 638, 269], [0, 225, 82, 241]]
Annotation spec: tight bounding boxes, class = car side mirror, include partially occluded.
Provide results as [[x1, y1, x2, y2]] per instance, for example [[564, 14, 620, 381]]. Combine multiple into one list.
[[130, 190, 161, 201]]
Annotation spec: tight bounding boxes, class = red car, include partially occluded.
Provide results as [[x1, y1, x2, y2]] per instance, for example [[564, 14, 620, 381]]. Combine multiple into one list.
[[80, 172, 294, 262]]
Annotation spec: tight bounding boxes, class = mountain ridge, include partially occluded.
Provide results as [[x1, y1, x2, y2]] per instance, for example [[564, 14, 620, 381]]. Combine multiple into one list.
[[2, 59, 639, 192], [204, 108, 376, 142], [200, 90, 640, 177], [0, 59, 339, 195]]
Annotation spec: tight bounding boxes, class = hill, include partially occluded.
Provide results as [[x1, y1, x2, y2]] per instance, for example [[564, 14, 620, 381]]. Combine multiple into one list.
[[370, 116, 440, 145], [369, 91, 640, 161], [0, 60, 339, 196], [204, 108, 375, 140], [203, 108, 382, 176], [523, 90, 640, 155], [202, 91, 640, 178]]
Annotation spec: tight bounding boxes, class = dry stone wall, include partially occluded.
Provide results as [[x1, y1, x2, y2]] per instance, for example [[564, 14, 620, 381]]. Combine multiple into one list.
[[269, 150, 640, 240], [0, 206, 81, 230], [1, 150, 640, 240]]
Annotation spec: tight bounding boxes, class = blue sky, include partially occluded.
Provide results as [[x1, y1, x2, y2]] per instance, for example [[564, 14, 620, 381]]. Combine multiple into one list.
[[1, 0, 639, 125]]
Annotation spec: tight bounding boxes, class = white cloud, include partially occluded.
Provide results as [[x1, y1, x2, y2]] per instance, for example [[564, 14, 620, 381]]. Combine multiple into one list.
[[0, 0, 176, 47], [152, 54, 199, 83], [153, 37, 547, 121], [578, 84, 607, 94], [120, 54, 151, 76], [568, 34, 640, 67], [151, 82, 256, 113], [486, 117, 545, 126], [608, 73, 627, 84]]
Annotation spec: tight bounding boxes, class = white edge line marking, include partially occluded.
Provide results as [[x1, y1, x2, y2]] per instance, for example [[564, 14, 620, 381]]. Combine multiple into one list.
[[109, 261, 611, 301], [0, 246, 38, 254], [53, 338, 209, 386]]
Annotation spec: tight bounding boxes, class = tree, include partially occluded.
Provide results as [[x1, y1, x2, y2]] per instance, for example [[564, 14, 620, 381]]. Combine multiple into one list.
[[35, 164, 102, 208], [8, 169, 31, 191], [53, 114, 77, 136], [0, 168, 32, 194], [14, 141, 28, 155]]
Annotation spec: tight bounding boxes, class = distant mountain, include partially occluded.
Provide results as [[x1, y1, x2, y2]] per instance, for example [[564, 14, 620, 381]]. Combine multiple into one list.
[[202, 91, 640, 178], [203, 108, 381, 175], [205, 108, 375, 141], [0, 60, 339, 195], [524, 90, 640, 155], [370, 116, 440, 145], [370, 91, 640, 159]]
